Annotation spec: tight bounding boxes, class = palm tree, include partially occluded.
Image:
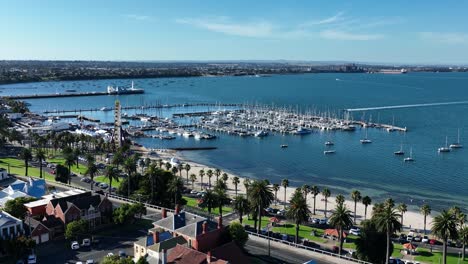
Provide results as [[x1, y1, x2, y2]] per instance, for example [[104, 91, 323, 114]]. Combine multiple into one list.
[[168, 177, 184, 205], [420, 204, 431, 235], [248, 180, 274, 233], [202, 190, 217, 215], [329, 202, 353, 255], [311, 186, 320, 215], [351, 190, 361, 223], [138, 159, 146, 174], [176, 163, 183, 178], [104, 165, 119, 195], [336, 194, 345, 205], [184, 163, 191, 184], [322, 188, 331, 217], [19, 148, 32, 176], [432, 210, 459, 264], [373, 205, 402, 264], [397, 203, 408, 227], [233, 196, 249, 224], [243, 178, 251, 192], [301, 184, 310, 203], [199, 169, 205, 190], [73, 148, 81, 168], [171, 166, 178, 176], [190, 174, 197, 190], [272, 184, 280, 205], [232, 176, 240, 196], [64, 152, 75, 184], [123, 156, 137, 197], [286, 189, 311, 244], [214, 168, 221, 182], [206, 169, 213, 189], [35, 149, 46, 178], [221, 172, 228, 183], [362, 196, 372, 220], [85, 154, 97, 191], [164, 162, 172, 171], [384, 198, 395, 209], [214, 183, 228, 217], [459, 225, 468, 261], [281, 178, 289, 208]]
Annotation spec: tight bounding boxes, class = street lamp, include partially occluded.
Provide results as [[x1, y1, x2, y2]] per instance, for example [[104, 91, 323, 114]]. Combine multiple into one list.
[[458, 252, 461, 264], [266, 223, 271, 257]]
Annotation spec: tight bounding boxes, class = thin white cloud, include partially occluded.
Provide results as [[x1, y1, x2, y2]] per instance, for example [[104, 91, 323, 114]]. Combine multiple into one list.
[[176, 18, 273, 38], [124, 14, 151, 21], [320, 30, 384, 41], [420, 32, 468, 44], [301, 12, 345, 27]]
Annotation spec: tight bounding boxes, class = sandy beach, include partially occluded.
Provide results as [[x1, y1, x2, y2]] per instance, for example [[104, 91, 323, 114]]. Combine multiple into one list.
[[134, 146, 433, 232]]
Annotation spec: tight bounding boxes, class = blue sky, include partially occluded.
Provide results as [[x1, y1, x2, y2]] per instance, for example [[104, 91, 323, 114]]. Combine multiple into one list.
[[1, 0, 468, 64]]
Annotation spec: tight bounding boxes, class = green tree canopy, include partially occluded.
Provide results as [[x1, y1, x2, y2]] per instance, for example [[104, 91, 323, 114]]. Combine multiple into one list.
[[355, 220, 391, 263], [65, 219, 89, 240], [4, 197, 37, 219], [229, 222, 249, 247]]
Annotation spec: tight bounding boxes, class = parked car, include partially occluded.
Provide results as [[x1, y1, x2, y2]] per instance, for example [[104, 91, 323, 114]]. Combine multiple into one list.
[[107, 253, 114, 257], [319, 218, 328, 225], [398, 234, 407, 244], [118, 250, 127, 258], [407, 232, 414, 242], [110, 187, 117, 192], [71, 241, 80, 250], [349, 227, 361, 236], [276, 209, 286, 216], [429, 239, 442, 245], [27, 254, 36, 264], [190, 190, 198, 194], [86, 260, 94, 264], [94, 181, 101, 187], [99, 183, 109, 189], [82, 238, 91, 247], [421, 236, 429, 243], [413, 235, 422, 242]]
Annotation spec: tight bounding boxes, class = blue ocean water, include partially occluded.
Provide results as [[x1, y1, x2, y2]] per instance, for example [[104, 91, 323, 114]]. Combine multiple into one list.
[[2, 72, 468, 210]]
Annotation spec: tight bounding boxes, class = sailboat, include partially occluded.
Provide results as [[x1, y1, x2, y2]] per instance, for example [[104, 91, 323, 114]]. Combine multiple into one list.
[[449, 129, 463, 149], [360, 128, 372, 144], [404, 148, 415, 162], [438, 136, 451, 153], [394, 144, 405, 155]]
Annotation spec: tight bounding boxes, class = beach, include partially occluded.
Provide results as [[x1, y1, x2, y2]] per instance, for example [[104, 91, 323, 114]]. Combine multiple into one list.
[[135, 146, 434, 232]]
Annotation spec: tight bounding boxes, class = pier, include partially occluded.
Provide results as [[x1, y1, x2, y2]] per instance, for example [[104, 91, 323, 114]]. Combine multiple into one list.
[[4, 91, 110, 100]]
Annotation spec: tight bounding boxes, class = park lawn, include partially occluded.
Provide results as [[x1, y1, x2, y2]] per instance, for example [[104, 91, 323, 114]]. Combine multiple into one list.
[[183, 196, 233, 215], [242, 217, 328, 243], [94, 175, 122, 188], [414, 247, 468, 264], [0, 157, 55, 181], [47, 157, 89, 175]]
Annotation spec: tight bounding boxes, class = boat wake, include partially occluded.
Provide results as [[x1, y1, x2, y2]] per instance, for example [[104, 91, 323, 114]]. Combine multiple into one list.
[[345, 100, 468, 112]]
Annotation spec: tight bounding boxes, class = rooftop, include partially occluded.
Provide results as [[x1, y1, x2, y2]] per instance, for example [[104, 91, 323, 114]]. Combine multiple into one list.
[[0, 210, 22, 227]]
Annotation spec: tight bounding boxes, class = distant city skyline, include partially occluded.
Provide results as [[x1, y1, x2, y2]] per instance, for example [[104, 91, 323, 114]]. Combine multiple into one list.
[[1, 0, 468, 64]]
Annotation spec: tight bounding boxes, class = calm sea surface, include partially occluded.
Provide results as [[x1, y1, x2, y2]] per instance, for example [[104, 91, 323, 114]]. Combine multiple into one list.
[[2, 72, 468, 211]]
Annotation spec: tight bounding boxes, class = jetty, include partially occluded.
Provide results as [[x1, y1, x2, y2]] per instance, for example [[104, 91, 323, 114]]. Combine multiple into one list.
[[4, 91, 110, 100]]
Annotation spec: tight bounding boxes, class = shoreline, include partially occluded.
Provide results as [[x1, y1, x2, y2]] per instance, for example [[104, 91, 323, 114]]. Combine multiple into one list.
[[133, 145, 434, 231]]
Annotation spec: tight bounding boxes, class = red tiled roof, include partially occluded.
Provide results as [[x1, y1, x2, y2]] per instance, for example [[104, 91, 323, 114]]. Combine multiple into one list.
[[167, 244, 228, 264], [211, 241, 248, 264]]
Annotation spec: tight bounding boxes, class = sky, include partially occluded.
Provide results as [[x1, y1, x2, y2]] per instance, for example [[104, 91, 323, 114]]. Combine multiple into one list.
[[1, 0, 468, 64]]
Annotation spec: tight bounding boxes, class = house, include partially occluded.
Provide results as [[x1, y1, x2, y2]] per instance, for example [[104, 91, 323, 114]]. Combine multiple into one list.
[[151, 206, 226, 253], [0, 178, 46, 207], [24, 189, 86, 216], [0, 168, 8, 181], [0, 210, 24, 239], [134, 230, 188, 263], [25, 215, 62, 244], [165, 244, 228, 264]]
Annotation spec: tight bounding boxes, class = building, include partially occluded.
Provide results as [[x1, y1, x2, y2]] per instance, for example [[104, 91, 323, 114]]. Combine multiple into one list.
[[134, 230, 188, 263], [166, 244, 228, 264], [0, 178, 46, 207], [0, 168, 8, 181], [0, 210, 24, 239], [24, 189, 86, 216]]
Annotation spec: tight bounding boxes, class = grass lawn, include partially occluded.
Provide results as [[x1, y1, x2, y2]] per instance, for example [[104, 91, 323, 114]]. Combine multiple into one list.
[[184, 196, 233, 215], [0, 157, 55, 181], [242, 217, 328, 243], [94, 175, 122, 188], [414, 247, 468, 264], [47, 157, 89, 175]]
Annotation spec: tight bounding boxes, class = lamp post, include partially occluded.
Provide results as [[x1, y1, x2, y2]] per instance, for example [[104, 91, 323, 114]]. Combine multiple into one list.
[[458, 252, 461, 264], [267, 223, 271, 257]]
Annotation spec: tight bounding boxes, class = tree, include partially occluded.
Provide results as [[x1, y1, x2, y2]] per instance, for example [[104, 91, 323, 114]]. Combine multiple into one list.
[[373, 205, 402, 264], [184, 163, 191, 184], [232, 176, 240, 196], [19, 148, 32, 176], [329, 202, 353, 255], [55, 164, 69, 184], [206, 169, 213, 189], [248, 180, 274, 234], [362, 196, 372, 220], [85, 154, 98, 191], [311, 185, 320, 215], [65, 219, 89, 240], [420, 204, 431, 235], [102, 255, 134, 264], [113, 203, 141, 225], [322, 188, 331, 217], [351, 190, 362, 223], [164, 162, 172, 171], [136, 257, 150, 264], [286, 189, 311, 244], [5, 236, 36, 261], [355, 220, 390, 263], [243, 178, 251, 191], [171, 166, 178, 176], [168, 177, 184, 205], [459, 225, 468, 261], [384, 198, 394, 209], [397, 203, 408, 227], [35, 148, 46, 178], [4, 197, 37, 219], [233, 196, 249, 224], [73, 148, 81, 168], [199, 190, 217, 215], [281, 178, 289, 208], [64, 152, 75, 184], [432, 210, 459, 264], [190, 173, 197, 190], [104, 165, 120, 195], [214, 168, 221, 182], [335, 194, 345, 206], [124, 155, 137, 197], [199, 169, 205, 190], [272, 183, 280, 205], [222, 172, 228, 183], [214, 182, 228, 217], [301, 184, 310, 203], [229, 222, 249, 247]]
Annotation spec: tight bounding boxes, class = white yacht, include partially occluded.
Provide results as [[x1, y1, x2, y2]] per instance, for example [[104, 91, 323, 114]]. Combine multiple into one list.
[[394, 144, 405, 155], [325, 141, 334, 146], [293, 127, 312, 135], [254, 130, 269, 137], [438, 136, 451, 153], [360, 129, 372, 144], [100, 107, 111, 111], [107, 81, 144, 95], [323, 150, 336, 154], [449, 129, 463, 149], [404, 148, 415, 162]]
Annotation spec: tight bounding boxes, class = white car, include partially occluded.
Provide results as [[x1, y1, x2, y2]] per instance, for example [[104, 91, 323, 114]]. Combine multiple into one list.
[[82, 238, 91, 247], [99, 183, 109, 189], [76, 262, 83, 264], [86, 260, 94, 264], [190, 190, 198, 194], [319, 218, 328, 225], [349, 227, 361, 236], [71, 241, 80, 250], [422, 235, 429, 243], [107, 252, 114, 257], [27, 254, 36, 264]]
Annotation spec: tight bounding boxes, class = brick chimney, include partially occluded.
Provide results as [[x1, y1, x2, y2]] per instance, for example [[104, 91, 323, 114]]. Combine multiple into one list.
[[217, 216, 222, 229], [152, 231, 160, 244], [202, 221, 207, 235], [162, 208, 167, 218], [206, 251, 212, 263], [175, 204, 180, 215]]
